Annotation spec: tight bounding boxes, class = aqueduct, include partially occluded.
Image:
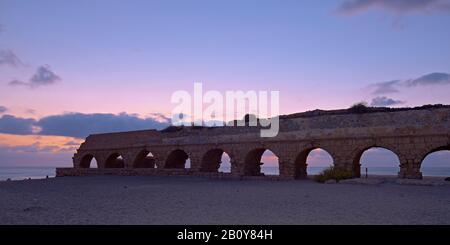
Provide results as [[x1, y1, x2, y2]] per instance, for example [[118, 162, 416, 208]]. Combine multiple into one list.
[[57, 106, 450, 180]]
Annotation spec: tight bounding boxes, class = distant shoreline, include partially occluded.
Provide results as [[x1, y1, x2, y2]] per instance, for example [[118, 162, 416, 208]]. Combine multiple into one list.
[[1, 174, 448, 186], [1, 166, 450, 181]]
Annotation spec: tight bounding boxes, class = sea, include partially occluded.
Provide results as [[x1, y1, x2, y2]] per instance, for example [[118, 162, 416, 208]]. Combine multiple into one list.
[[1, 166, 450, 181], [252, 166, 450, 177], [0, 166, 58, 181]]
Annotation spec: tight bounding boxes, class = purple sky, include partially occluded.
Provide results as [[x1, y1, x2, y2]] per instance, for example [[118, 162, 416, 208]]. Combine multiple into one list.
[[0, 0, 449, 168]]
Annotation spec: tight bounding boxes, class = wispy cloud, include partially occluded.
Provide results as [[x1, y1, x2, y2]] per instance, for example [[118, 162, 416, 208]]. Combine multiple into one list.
[[63, 140, 82, 147], [337, 0, 450, 15], [405, 72, 450, 86], [0, 49, 23, 67], [371, 80, 401, 94], [8, 79, 28, 87], [30, 65, 61, 86], [0, 143, 62, 154], [370, 96, 405, 107], [0, 106, 7, 114], [369, 72, 450, 95], [8, 65, 61, 88], [25, 109, 36, 115], [147, 112, 171, 123]]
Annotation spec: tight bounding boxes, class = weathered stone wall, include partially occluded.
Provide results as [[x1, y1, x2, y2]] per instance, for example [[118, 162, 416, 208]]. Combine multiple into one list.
[[67, 107, 450, 180]]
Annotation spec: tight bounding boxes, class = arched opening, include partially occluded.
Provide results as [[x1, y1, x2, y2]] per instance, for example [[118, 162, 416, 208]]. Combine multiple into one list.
[[133, 150, 156, 168], [244, 148, 279, 176], [354, 147, 400, 177], [201, 149, 231, 173], [105, 153, 125, 168], [165, 149, 189, 169], [79, 154, 98, 168], [295, 148, 333, 179], [421, 146, 450, 177], [219, 152, 231, 173]]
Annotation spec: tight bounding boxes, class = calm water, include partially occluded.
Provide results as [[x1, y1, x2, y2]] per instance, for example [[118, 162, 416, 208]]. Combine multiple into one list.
[[238, 166, 450, 177], [0, 166, 57, 180], [1, 166, 450, 181]]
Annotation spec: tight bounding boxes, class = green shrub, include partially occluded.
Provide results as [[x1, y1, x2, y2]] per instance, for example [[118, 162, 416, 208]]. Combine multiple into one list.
[[348, 102, 369, 114], [160, 125, 184, 133], [314, 166, 354, 183]]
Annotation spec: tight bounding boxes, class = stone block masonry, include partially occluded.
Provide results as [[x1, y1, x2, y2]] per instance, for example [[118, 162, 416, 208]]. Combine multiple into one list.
[[58, 106, 450, 180]]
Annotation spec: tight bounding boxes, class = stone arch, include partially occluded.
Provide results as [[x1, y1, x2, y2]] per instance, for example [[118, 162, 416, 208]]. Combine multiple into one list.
[[200, 148, 231, 172], [165, 149, 189, 169], [133, 149, 156, 168], [105, 152, 125, 168], [243, 148, 279, 176], [79, 153, 98, 168], [352, 146, 401, 178], [213, 144, 241, 175], [420, 145, 450, 163], [294, 147, 334, 179], [352, 146, 400, 177], [419, 145, 450, 176]]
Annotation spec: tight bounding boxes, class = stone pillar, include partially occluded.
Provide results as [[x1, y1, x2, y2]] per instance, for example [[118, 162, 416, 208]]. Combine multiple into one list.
[[398, 159, 423, 179], [397, 144, 423, 179], [154, 157, 166, 169], [353, 163, 361, 178], [121, 149, 138, 169], [332, 147, 358, 177], [227, 146, 251, 177], [151, 148, 167, 169], [332, 156, 351, 171], [72, 153, 81, 168], [189, 151, 203, 172], [230, 155, 244, 177], [296, 163, 308, 179], [94, 152, 108, 169], [308, 139, 356, 177], [278, 155, 296, 179]]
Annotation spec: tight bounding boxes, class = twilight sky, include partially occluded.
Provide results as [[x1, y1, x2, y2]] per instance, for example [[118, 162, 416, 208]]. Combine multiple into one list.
[[0, 0, 450, 167]]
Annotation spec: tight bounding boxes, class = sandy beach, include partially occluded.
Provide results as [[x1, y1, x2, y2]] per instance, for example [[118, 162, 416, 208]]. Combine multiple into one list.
[[1, 175, 450, 225]]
